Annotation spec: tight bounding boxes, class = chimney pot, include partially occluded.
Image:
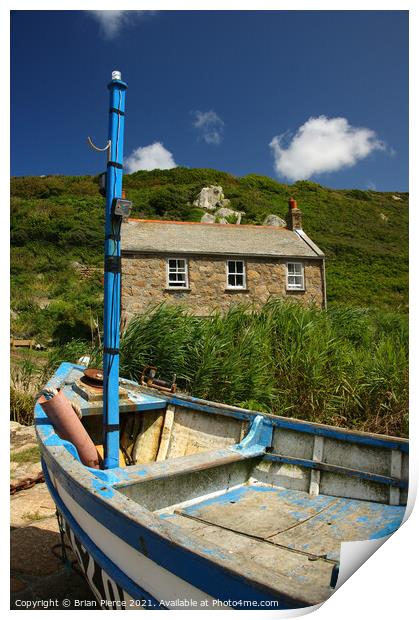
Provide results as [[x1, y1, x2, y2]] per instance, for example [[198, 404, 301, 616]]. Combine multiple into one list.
[[289, 197, 298, 210]]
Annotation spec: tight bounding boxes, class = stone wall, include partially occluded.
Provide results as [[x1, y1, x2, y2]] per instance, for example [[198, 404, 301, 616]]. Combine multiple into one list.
[[121, 253, 325, 322]]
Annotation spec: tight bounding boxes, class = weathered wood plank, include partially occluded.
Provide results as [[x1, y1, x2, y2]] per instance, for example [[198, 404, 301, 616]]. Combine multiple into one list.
[[156, 405, 175, 462], [179, 486, 337, 539], [163, 513, 334, 601], [132, 411, 164, 464], [164, 394, 409, 453], [116, 447, 261, 487], [166, 406, 243, 459], [270, 496, 405, 562], [265, 453, 407, 488], [309, 436, 324, 496], [390, 450, 402, 505]]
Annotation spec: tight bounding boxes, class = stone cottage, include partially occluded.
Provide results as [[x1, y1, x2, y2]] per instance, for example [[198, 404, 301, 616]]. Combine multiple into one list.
[[120, 198, 326, 322]]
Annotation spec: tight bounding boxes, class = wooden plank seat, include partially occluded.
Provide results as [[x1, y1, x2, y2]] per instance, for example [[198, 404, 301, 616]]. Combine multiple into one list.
[[115, 445, 265, 487]]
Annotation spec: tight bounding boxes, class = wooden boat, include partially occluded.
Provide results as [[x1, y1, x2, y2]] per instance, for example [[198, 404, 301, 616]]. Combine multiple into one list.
[[35, 72, 409, 610], [35, 362, 408, 609]]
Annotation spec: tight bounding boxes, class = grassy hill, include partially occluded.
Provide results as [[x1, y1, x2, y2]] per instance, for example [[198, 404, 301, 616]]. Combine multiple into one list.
[[11, 168, 408, 342]]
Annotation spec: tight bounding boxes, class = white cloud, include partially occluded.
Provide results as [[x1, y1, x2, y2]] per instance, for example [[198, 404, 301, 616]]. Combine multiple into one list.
[[125, 142, 177, 173], [192, 110, 224, 145], [269, 116, 386, 181], [87, 10, 154, 39]]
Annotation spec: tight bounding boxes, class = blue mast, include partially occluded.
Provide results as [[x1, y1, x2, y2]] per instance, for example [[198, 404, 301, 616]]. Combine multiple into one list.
[[102, 71, 127, 469]]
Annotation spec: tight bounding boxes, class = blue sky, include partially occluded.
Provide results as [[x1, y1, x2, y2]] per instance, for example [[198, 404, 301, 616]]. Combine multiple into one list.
[[11, 10, 408, 190]]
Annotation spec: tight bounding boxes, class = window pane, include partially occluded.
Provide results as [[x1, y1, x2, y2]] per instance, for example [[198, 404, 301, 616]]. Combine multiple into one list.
[[168, 258, 187, 287], [288, 263, 303, 288], [227, 260, 245, 287]]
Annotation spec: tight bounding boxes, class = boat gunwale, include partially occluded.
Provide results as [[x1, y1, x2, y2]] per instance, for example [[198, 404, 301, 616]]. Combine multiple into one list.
[[39, 362, 409, 451], [140, 387, 409, 452]]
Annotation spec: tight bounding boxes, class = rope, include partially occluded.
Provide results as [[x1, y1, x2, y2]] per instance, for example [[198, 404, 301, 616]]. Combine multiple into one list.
[[55, 510, 75, 576], [35, 386, 58, 401]]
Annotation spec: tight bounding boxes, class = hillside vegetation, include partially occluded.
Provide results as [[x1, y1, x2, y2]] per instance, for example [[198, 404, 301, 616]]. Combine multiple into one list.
[[11, 168, 408, 341]]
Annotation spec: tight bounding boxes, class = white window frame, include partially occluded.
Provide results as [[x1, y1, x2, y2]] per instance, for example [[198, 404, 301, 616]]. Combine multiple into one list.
[[166, 258, 189, 289], [226, 259, 246, 290], [287, 262, 305, 291]]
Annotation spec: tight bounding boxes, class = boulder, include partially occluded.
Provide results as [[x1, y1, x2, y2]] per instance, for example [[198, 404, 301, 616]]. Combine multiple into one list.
[[215, 207, 238, 219], [193, 186, 224, 211], [214, 207, 245, 224], [263, 214, 287, 227], [200, 213, 216, 223]]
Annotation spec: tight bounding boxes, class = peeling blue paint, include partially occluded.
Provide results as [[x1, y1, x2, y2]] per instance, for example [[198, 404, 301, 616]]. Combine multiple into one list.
[[231, 415, 273, 454], [92, 478, 115, 498], [370, 518, 405, 539], [182, 486, 334, 518]]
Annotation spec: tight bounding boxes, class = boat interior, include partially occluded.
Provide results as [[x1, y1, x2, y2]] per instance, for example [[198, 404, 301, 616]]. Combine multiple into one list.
[[114, 446, 405, 600], [40, 365, 408, 603]]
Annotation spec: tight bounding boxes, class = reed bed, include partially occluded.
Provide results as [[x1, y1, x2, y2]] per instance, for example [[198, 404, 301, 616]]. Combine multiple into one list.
[[10, 301, 408, 437], [120, 301, 408, 437]]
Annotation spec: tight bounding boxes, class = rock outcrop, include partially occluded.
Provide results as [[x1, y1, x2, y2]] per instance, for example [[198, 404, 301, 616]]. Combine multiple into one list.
[[195, 186, 244, 224], [263, 214, 287, 227], [193, 186, 226, 211]]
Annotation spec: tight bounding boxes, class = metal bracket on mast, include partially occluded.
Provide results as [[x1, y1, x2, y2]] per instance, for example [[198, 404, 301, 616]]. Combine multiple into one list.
[[87, 137, 111, 161]]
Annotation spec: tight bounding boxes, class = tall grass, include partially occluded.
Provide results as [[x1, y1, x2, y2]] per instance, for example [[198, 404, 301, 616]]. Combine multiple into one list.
[[120, 301, 408, 437], [11, 301, 408, 437]]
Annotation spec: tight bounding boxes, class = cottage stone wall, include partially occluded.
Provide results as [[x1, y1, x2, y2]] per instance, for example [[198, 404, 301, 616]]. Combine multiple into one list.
[[121, 254, 324, 322]]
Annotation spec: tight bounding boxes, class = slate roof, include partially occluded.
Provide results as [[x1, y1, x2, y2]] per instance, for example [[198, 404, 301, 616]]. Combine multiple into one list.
[[121, 219, 324, 259]]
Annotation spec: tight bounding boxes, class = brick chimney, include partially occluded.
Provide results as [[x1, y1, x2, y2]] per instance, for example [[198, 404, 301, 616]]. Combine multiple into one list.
[[287, 197, 302, 230]]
